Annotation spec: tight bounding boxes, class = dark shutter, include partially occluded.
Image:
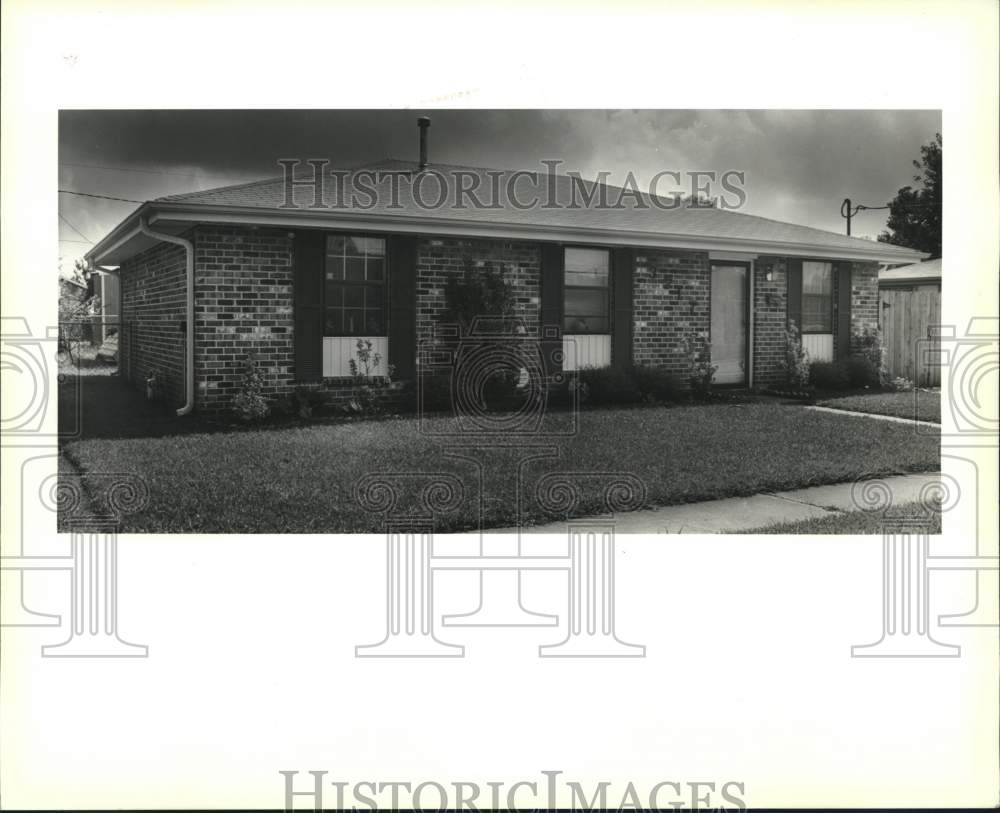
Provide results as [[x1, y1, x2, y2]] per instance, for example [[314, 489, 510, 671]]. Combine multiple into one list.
[[293, 230, 325, 382], [612, 247, 634, 369], [836, 262, 853, 359], [387, 235, 417, 380], [786, 257, 803, 333], [540, 243, 564, 378]]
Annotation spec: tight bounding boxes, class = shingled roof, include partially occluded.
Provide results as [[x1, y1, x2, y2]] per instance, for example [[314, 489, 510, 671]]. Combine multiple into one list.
[[88, 158, 928, 265]]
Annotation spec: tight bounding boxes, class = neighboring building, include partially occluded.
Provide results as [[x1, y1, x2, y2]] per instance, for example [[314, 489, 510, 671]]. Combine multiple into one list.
[[879, 257, 942, 289], [878, 258, 942, 386], [84, 129, 925, 413]]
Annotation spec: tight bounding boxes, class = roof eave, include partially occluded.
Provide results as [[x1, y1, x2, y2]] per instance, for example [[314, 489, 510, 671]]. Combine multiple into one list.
[[89, 201, 929, 266], [83, 202, 150, 267]]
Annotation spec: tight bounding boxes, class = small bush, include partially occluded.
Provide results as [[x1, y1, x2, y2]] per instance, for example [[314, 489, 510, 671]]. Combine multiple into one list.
[[853, 325, 889, 387], [231, 353, 271, 421], [681, 332, 717, 397], [891, 376, 914, 392], [844, 354, 881, 388], [481, 367, 522, 411], [290, 386, 325, 418], [577, 366, 641, 405], [782, 321, 810, 388], [273, 387, 325, 419], [809, 360, 850, 391], [633, 365, 683, 402], [419, 373, 454, 412], [347, 339, 394, 415]]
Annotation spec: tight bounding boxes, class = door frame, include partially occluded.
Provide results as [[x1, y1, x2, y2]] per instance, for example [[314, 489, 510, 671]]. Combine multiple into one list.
[[708, 260, 752, 388]]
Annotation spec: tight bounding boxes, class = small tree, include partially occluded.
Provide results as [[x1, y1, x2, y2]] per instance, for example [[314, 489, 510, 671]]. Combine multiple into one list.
[[682, 331, 717, 397], [347, 338, 394, 414], [436, 258, 521, 411], [782, 321, 810, 389], [58, 260, 100, 364], [231, 352, 271, 421], [440, 258, 517, 336]]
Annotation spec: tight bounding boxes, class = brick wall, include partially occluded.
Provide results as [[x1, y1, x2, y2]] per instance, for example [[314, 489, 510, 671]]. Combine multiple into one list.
[[193, 226, 295, 411], [632, 248, 710, 373], [752, 256, 788, 387], [849, 261, 880, 351], [415, 237, 541, 349], [120, 221, 887, 413], [119, 239, 188, 406]]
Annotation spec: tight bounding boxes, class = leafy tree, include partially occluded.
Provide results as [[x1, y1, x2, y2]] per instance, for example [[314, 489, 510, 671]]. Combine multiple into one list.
[[878, 133, 941, 258], [440, 257, 516, 336], [58, 259, 100, 363]]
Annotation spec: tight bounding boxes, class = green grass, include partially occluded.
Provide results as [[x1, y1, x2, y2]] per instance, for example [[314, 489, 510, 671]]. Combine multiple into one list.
[[817, 390, 941, 423], [748, 500, 942, 534], [61, 403, 941, 533]]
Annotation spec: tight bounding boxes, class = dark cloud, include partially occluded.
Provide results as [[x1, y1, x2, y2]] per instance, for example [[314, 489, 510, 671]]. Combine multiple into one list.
[[58, 109, 940, 265]]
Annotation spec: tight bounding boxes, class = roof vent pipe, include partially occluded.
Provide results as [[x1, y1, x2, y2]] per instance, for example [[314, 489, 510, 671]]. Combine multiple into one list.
[[417, 116, 430, 171]]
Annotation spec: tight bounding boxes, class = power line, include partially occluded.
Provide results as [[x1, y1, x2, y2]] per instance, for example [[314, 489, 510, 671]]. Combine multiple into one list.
[[58, 212, 93, 243], [58, 189, 147, 203], [60, 161, 258, 181]]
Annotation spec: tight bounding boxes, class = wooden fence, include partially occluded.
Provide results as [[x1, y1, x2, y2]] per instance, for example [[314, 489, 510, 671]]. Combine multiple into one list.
[[878, 283, 941, 387]]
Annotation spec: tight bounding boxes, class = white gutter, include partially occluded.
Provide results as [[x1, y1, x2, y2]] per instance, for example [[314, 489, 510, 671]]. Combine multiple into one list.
[[137, 217, 195, 416], [87, 200, 928, 267], [144, 206, 928, 265]]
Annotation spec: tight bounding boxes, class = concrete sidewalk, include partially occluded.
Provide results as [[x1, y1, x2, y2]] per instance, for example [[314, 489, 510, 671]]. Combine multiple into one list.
[[497, 472, 942, 534], [806, 404, 941, 428]]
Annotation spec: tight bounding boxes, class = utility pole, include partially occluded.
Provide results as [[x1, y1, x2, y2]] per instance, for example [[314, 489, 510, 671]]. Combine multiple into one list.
[[841, 198, 889, 236]]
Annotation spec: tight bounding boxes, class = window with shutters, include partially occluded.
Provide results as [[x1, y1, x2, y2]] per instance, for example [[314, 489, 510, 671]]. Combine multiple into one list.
[[563, 247, 610, 334], [801, 261, 833, 333], [324, 235, 386, 336]]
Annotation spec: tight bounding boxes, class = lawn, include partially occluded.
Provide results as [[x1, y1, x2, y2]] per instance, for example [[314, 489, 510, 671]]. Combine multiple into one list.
[[816, 390, 941, 423], [61, 404, 941, 533], [747, 500, 942, 534]]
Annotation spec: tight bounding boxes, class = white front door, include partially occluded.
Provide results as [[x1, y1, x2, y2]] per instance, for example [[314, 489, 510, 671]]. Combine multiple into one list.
[[710, 263, 749, 386]]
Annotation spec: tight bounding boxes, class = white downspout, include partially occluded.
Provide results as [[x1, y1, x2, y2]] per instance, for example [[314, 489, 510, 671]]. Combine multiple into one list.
[[138, 217, 195, 416]]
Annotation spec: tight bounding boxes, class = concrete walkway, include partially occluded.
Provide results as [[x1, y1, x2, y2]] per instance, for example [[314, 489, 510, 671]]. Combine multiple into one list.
[[806, 404, 941, 428], [497, 472, 942, 534]]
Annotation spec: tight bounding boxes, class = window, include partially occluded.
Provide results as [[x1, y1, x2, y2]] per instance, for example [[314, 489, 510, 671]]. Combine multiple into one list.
[[324, 235, 386, 336], [563, 247, 610, 333], [801, 261, 833, 333]]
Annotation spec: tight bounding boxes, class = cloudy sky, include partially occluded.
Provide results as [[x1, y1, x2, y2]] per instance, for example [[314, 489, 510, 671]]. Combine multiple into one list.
[[58, 109, 940, 272]]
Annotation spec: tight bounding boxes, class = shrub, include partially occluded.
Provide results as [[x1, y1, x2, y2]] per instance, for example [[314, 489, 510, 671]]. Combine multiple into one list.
[[891, 376, 914, 392], [681, 332, 717, 397], [782, 321, 810, 388], [273, 386, 326, 419], [480, 367, 523, 411], [440, 258, 516, 336], [577, 366, 641, 405], [844, 354, 881, 388], [809, 360, 850, 391], [853, 325, 889, 387], [232, 352, 271, 421], [291, 386, 325, 418], [419, 373, 453, 412], [633, 365, 682, 402]]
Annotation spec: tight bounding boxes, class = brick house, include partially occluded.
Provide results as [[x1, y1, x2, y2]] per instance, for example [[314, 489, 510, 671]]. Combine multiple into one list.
[[84, 140, 925, 414]]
